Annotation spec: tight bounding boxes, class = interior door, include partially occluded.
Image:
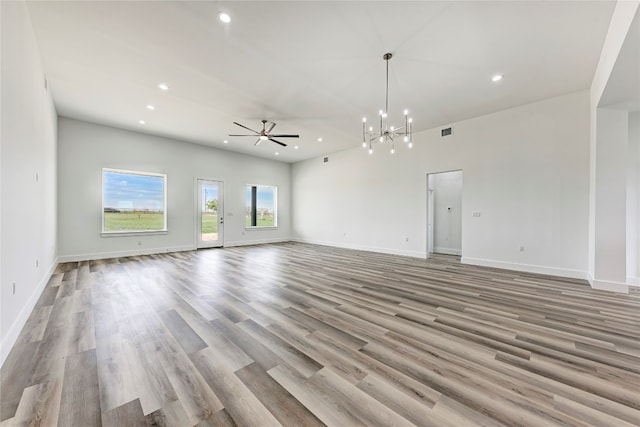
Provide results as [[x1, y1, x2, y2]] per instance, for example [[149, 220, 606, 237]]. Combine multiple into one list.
[[197, 179, 224, 248]]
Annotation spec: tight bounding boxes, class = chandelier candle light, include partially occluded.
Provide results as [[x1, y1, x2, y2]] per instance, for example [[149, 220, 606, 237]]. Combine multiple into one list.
[[362, 53, 413, 154]]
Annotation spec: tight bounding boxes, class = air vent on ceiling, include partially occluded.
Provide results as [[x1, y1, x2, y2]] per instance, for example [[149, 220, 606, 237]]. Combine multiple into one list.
[[323, 157, 329, 163], [441, 127, 453, 137]]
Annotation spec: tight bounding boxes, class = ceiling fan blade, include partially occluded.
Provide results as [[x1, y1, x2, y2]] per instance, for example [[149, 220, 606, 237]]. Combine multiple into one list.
[[266, 122, 276, 133], [228, 134, 256, 137], [269, 138, 287, 147], [269, 134, 299, 138], [254, 138, 262, 146], [233, 122, 260, 134]]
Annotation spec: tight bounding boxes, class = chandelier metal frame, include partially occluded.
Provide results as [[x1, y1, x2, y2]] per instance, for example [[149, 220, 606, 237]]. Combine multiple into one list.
[[362, 53, 413, 154]]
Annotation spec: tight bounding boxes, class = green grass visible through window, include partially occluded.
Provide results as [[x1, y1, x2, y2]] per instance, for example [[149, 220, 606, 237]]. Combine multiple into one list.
[[245, 214, 274, 227], [103, 212, 164, 231], [201, 213, 218, 233]]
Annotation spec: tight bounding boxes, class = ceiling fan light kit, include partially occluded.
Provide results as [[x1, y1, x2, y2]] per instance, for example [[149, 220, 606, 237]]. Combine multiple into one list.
[[362, 53, 413, 155], [228, 119, 299, 147]]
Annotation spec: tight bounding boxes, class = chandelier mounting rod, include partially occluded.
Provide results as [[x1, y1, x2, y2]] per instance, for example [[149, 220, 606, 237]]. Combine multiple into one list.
[[383, 52, 392, 113]]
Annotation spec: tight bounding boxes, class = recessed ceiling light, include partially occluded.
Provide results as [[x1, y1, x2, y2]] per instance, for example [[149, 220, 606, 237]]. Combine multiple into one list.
[[317, 137, 323, 142], [275, 152, 279, 156], [294, 145, 299, 150], [218, 12, 231, 23], [158, 83, 169, 91], [138, 120, 146, 125], [146, 104, 155, 110], [223, 140, 228, 144], [491, 74, 503, 82]]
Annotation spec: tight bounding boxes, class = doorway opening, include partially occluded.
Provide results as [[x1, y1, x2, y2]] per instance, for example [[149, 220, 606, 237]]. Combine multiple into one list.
[[427, 170, 463, 259], [197, 179, 224, 248]]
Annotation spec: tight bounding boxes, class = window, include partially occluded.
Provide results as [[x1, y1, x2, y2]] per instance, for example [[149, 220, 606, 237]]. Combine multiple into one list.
[[246, 185, 277, 228], [102, 168, 167, 234]]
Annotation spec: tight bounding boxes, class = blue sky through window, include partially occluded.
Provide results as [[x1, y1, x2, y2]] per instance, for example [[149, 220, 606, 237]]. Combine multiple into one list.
[[201, 184, 218, 209], [246, 185, 275, 210], [103, 170, 165, 211]]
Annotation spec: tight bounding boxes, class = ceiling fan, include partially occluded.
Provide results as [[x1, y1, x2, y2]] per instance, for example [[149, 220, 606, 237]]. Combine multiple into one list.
[[229, 120, 299, 147]]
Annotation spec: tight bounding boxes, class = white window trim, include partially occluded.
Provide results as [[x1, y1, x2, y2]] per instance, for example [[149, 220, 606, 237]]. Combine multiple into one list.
[[102, 168, 168, 236]]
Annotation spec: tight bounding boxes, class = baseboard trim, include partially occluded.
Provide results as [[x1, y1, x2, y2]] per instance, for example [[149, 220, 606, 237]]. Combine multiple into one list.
[[224, 237, 291, 248], [587, 272, 632, 293], [292, 238, 425, 259], [461, 256, 587, 280], [627, 276, 640, 287], [590, 278, 629, 293], [58, 245, 195, 263], [1, 258, 58, 368]]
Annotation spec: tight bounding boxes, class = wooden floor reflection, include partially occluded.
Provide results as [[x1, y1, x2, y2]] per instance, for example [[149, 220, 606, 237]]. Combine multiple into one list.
[[1, 242, 639, 426]]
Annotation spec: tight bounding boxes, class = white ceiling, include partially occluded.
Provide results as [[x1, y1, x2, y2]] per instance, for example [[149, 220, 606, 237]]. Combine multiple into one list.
[[26, 1, 615, 163]]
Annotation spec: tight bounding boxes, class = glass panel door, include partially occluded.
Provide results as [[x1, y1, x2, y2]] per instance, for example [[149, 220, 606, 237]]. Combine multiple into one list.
[[197, 179, 223, 248]]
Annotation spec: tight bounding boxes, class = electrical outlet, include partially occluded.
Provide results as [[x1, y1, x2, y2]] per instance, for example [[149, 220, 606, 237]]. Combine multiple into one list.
[[519, 246, 525, 252], [36, 259, 39, 268], [13, 282, 16, 295], [138, 241, 142, 246], [405, 237, 409, 242]]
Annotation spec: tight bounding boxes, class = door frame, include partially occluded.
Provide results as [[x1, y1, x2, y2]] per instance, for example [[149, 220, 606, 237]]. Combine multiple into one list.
[[196, 178, 224, 248], [427, 189, 435, 256]]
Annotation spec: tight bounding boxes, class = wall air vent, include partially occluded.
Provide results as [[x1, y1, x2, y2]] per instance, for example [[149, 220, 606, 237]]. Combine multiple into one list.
[[441, 127, 453, 137]]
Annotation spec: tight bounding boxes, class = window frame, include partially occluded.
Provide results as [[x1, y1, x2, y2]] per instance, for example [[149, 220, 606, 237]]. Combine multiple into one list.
[[245, 184, 278, 229], [101, 168, 168, 236]]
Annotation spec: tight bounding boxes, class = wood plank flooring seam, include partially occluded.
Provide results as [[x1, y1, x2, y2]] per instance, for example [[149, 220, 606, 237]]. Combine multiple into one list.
[[2, 242, 639, 427]]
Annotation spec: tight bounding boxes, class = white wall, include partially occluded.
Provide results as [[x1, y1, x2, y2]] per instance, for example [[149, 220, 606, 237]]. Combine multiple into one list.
[[291, 141, 426, 258], [428, 170, 462, 255], [628, 112, 640, 284], [292, 91, 590, 279], [1, 1, 58, 365], [589, 1, 639, 292], [594, 109, 628, 286], [57, 118, 291, 261]]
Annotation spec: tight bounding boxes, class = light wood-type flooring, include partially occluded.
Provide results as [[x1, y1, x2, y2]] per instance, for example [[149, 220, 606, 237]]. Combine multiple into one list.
[[1, 242, 639, 426]]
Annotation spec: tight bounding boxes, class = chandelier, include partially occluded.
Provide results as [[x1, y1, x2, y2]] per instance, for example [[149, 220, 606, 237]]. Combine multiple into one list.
[[362, 53, 413, 154]]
